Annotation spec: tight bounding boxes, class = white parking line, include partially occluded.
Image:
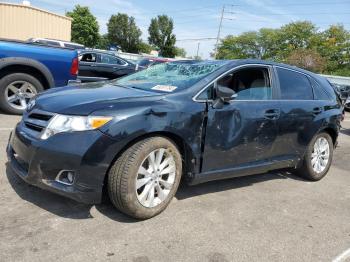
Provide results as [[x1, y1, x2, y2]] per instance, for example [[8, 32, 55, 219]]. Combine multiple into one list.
[[333, 248, 350, 262], [0, 128, 13, 131]]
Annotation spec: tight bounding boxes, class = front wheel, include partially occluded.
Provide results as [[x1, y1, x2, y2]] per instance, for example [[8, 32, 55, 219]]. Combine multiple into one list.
[[108, 137, 182, 219], [296, 132, 333, 181]]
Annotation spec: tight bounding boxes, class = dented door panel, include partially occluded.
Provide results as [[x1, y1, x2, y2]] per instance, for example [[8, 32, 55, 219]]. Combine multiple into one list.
[[201, 101, 279, 173]]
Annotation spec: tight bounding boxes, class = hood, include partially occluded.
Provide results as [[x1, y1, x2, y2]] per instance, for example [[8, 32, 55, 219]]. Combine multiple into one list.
[[33, 82, 160, 115]]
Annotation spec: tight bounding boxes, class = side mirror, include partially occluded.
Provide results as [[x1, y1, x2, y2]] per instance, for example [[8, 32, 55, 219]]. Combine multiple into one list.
[[216, 85, 236, 103], [212, 85, 236, 109]]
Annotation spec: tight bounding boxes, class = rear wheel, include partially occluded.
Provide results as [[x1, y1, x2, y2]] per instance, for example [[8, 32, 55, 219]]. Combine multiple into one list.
[[0, 73, 43, 114], [296, 132, 333, 181], [108, 137, 182, 219]]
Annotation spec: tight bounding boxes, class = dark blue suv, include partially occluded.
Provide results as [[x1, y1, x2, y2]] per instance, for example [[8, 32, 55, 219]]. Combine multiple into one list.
[[7, 60, 342, 219]]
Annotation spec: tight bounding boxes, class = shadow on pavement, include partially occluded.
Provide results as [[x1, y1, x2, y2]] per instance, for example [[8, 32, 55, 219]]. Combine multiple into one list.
[[340, 127, 350, 136], [176, 171, 305, 200], [6, 162, 305, 222], [6, 163, 94, 219], [6, 163, 138, 223]]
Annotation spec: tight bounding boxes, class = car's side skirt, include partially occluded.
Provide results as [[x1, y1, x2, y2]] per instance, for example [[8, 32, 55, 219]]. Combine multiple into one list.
[[189, 156, 299, 185]]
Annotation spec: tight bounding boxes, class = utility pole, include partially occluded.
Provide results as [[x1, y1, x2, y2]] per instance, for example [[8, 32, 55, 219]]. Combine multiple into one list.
[[214, 5, 225, 59], [196, 42, 200, 58], [213, 4, 236, 59]]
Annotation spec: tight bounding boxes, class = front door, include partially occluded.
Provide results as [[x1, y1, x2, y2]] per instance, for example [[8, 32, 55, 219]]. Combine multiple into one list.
[[79, 52, 100, 78], [201, 65, 280, 174]]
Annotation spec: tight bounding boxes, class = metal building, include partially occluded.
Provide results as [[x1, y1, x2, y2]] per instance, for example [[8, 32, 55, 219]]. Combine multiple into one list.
[[0, 2, 72, 41]]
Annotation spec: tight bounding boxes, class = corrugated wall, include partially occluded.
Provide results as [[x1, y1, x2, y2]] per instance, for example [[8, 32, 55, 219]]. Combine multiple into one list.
[[0, 3, 71, 41]]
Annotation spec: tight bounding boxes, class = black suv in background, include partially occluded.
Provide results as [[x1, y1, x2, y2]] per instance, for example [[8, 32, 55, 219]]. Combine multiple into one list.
[[77, 50, 137, 82], [7, 60, 342, 219]]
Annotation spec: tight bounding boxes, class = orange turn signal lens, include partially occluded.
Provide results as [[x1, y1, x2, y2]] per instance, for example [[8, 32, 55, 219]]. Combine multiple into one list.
[[89, 117, 113, 129]]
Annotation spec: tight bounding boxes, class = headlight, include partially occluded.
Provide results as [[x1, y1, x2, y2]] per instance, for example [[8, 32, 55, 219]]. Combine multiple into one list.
[[41, 114, 113, 140]]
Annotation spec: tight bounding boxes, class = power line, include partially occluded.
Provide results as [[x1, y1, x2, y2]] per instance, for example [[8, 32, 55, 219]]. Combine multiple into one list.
[[174, 11, 350, 25]]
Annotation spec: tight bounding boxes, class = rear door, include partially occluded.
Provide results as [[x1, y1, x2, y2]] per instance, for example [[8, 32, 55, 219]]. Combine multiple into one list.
[[273, 66, 321, 159], [201, 64, 280, 173], [97, 54, 134, 79]]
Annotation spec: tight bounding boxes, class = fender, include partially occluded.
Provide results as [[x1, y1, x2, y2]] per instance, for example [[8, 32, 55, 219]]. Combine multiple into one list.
[[92, 102, 206, 182], [0, 57, 55, 88]]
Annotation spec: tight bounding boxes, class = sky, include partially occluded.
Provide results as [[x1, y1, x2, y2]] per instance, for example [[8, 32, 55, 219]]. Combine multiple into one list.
[[3, 0, 350, 58]]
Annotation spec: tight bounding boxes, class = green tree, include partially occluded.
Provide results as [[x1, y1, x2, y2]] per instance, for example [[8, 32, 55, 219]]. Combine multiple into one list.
[[216, 31, 259, 59], [175, 47, 186, 57], [138, 41, 153, 54], [216, 28, 279, 60], [258, 28, 280, 60], [96, 34, 109, 50], [107, 13, 142, 53], [317, 24, 350, 74], [275, 21, 319, 60], [216, 21, 350, 76], [148, 15, 176, 57], [66, 5, 99, 47], [286, 48, 325, 72]]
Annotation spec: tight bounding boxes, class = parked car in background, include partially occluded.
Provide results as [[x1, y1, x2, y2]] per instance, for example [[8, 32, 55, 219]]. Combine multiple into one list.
[[0, 39, 79, 114], [345, 96, 350, 111], [332, 83, 350, 102], [7, 60, 342, 219], [28, 38, 85, 50], [137, 57, 170, 70], [78, 50, 137, 82]]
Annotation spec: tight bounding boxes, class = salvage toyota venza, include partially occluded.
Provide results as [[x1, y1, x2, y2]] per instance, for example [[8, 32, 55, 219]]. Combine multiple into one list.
[[7, 60, 342, 219]]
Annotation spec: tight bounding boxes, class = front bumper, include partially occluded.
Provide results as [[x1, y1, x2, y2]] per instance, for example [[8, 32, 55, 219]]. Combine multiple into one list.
[[6, 122, 117, 204]]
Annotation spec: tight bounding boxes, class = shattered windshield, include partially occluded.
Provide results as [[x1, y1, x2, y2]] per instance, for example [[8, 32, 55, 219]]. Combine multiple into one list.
[[115, 60, 228, 92]]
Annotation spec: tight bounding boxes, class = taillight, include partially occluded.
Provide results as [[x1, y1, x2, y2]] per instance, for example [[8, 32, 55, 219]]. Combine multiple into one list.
[[70, 57, 79, 76]]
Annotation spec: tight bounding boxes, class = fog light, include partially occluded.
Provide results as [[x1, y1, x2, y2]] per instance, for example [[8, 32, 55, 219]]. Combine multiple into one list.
[[56, 170, 75, 185]]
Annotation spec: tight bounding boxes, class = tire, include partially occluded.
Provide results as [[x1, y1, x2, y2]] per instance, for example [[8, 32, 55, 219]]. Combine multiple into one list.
[[0, 73, 44, 115], [296, 132, 333, 181], [108, 137, 182, 219]]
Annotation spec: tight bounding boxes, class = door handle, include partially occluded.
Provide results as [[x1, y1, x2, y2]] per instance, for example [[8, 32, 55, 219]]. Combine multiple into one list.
[[264, 109, 280, 120], [312, 107, 323, 115]]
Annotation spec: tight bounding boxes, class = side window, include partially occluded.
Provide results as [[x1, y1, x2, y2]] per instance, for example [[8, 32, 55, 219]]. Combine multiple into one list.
[[80, 53, 97, 63], [216, 67, 272, 100], [277, 68, 313, 100], [310, 78, 330, 100], [100, 54, 126, 65]]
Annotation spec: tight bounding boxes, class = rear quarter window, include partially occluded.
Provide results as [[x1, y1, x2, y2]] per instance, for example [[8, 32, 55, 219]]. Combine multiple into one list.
[[277, 67, 313, 100], [310, 78, 330, 100]]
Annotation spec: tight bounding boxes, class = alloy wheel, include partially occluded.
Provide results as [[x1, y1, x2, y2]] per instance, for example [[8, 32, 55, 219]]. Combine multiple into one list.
[[5, 81, 37, 110], [311, 137, 330, 174], [136, 148, 176, 208]]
